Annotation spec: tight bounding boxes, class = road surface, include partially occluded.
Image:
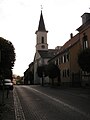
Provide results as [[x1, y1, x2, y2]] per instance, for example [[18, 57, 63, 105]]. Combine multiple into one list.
[[13, 85, 90, 120]]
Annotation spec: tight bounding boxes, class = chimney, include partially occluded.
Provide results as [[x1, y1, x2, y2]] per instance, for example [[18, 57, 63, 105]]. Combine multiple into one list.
[[70, 33, 73, 39], [81, 13, 90, 24]]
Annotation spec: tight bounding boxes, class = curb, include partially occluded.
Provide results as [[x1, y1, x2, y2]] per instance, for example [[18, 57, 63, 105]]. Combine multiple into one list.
[[13, 88, 26, 120]]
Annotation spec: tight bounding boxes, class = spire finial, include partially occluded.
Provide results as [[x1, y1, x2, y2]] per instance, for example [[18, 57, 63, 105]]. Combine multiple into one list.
[[41, 5, 43, 11]]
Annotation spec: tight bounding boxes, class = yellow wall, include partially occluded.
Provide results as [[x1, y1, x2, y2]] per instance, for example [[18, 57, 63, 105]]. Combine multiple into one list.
[[70, 42, 80, 73]]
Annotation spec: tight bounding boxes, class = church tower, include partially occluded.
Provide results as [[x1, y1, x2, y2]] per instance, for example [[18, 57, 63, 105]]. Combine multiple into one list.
[[35, 10, 48, 51]]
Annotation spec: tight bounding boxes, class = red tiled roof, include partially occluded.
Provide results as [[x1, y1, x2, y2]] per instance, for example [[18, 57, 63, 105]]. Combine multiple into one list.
[[60, 33, 79, 53]]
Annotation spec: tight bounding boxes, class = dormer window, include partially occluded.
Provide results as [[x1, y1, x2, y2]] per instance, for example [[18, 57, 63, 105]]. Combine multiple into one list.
[[41, 37, 44, 43], [82, 33, 88, 49]]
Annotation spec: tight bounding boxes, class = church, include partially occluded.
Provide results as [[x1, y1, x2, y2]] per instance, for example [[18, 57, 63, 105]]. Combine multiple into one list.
[[33, 10, 59, 84]]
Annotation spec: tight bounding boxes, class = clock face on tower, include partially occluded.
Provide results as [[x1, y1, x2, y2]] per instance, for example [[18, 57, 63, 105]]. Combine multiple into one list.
[[41, 45, 45, 48]]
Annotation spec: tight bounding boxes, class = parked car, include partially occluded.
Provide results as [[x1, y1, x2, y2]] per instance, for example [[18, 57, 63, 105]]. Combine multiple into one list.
[[0, 79, 13, 90]]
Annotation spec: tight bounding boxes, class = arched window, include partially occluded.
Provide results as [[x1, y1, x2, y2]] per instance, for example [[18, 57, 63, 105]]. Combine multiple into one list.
[[41, 37, 44, 43]]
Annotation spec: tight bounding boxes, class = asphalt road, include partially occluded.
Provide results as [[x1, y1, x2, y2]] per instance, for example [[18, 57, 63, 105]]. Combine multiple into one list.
[[14, 85, 90, 120]]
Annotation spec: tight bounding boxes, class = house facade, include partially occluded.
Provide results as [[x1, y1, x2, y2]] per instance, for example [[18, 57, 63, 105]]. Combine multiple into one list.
[[48, 12, 90, 87], [48, 33, 81, 86]]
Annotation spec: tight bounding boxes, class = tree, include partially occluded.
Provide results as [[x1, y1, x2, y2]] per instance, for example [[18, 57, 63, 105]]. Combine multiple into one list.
[[78, 48, 90, 73], [48, 63, 60, 85], [0, 37, 16, 78], [37, 65, 48, 86], [3, 69, 13, 80]]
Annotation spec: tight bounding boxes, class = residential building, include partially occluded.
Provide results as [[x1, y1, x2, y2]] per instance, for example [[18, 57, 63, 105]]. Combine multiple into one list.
[[49, 12, 90, 87], [48, 33, 81, 86]]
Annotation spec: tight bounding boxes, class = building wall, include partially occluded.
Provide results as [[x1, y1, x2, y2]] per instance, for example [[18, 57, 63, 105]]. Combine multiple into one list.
[[78, 24, 90, 86], [70, 41, 80, 74], [79, 26, 90, 49], [34, 52, 41, 84], [36, 31, 48, 51], [34, 60, 40, 84], [49, 35, 81, 86], [59, 52, 71, 84], [59, 23, 90, 87]]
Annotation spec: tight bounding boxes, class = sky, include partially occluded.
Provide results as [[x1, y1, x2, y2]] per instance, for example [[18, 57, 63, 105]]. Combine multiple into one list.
[[0, 0, 90, 76]]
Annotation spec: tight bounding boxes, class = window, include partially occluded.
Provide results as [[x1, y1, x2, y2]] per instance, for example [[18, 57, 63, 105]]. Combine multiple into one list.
[[62, 69, 70, 78], [83, 40, 88, 49], [62, 55, 66, 63], [64, 55, 66, 63], [41, 37, 44, 43], [66, 53, 69, 62], [62, 56, 64, 63], [56, 59, 58, 65], [83, 33, 88, 49]]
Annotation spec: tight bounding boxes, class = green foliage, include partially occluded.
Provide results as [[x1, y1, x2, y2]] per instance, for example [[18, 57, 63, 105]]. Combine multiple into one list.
[[0, 37, 16, 78], [37, 65, 44, 78], [48, 63, 60, 79], [4, 69, 12, 80], [78, 48, 90, 73], [37, 65, 48, 86], [37, 65, 48, 78]]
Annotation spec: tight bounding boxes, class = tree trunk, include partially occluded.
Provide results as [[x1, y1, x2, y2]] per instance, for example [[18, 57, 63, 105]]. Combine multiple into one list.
[[42, 76, 44, 86]]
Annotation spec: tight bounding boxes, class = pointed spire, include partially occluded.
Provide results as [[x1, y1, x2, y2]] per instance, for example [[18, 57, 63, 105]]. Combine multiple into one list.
[[38, 10, 46, 31]]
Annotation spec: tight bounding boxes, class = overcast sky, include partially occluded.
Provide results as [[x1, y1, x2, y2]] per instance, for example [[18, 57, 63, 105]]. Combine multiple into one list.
[[0, 0, 90, 76]]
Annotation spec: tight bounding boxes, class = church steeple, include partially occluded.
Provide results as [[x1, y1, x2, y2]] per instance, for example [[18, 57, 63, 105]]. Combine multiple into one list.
[[38, 10, 46, 31], [35, 10, 48, 51]]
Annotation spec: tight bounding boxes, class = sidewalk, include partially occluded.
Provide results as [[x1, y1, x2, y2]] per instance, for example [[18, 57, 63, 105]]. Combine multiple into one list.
[[59, 87, 90, 99], [0, 90, 15, 120]]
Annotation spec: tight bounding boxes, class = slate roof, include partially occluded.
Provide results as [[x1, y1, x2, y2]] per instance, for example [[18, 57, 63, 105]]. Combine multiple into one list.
[[38, 49, 59, 59], [60, 33, 79, 53], [38, 10, 46, 31], [77, 19, 90, 31]]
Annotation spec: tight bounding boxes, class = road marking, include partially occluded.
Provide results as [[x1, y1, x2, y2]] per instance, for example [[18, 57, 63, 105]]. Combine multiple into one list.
[[13, 88, 26, 120], [28, 86, 90, 119]]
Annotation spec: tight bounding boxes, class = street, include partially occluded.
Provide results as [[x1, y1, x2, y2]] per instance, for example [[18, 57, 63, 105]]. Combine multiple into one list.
[[14, 85, 90, 120]]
